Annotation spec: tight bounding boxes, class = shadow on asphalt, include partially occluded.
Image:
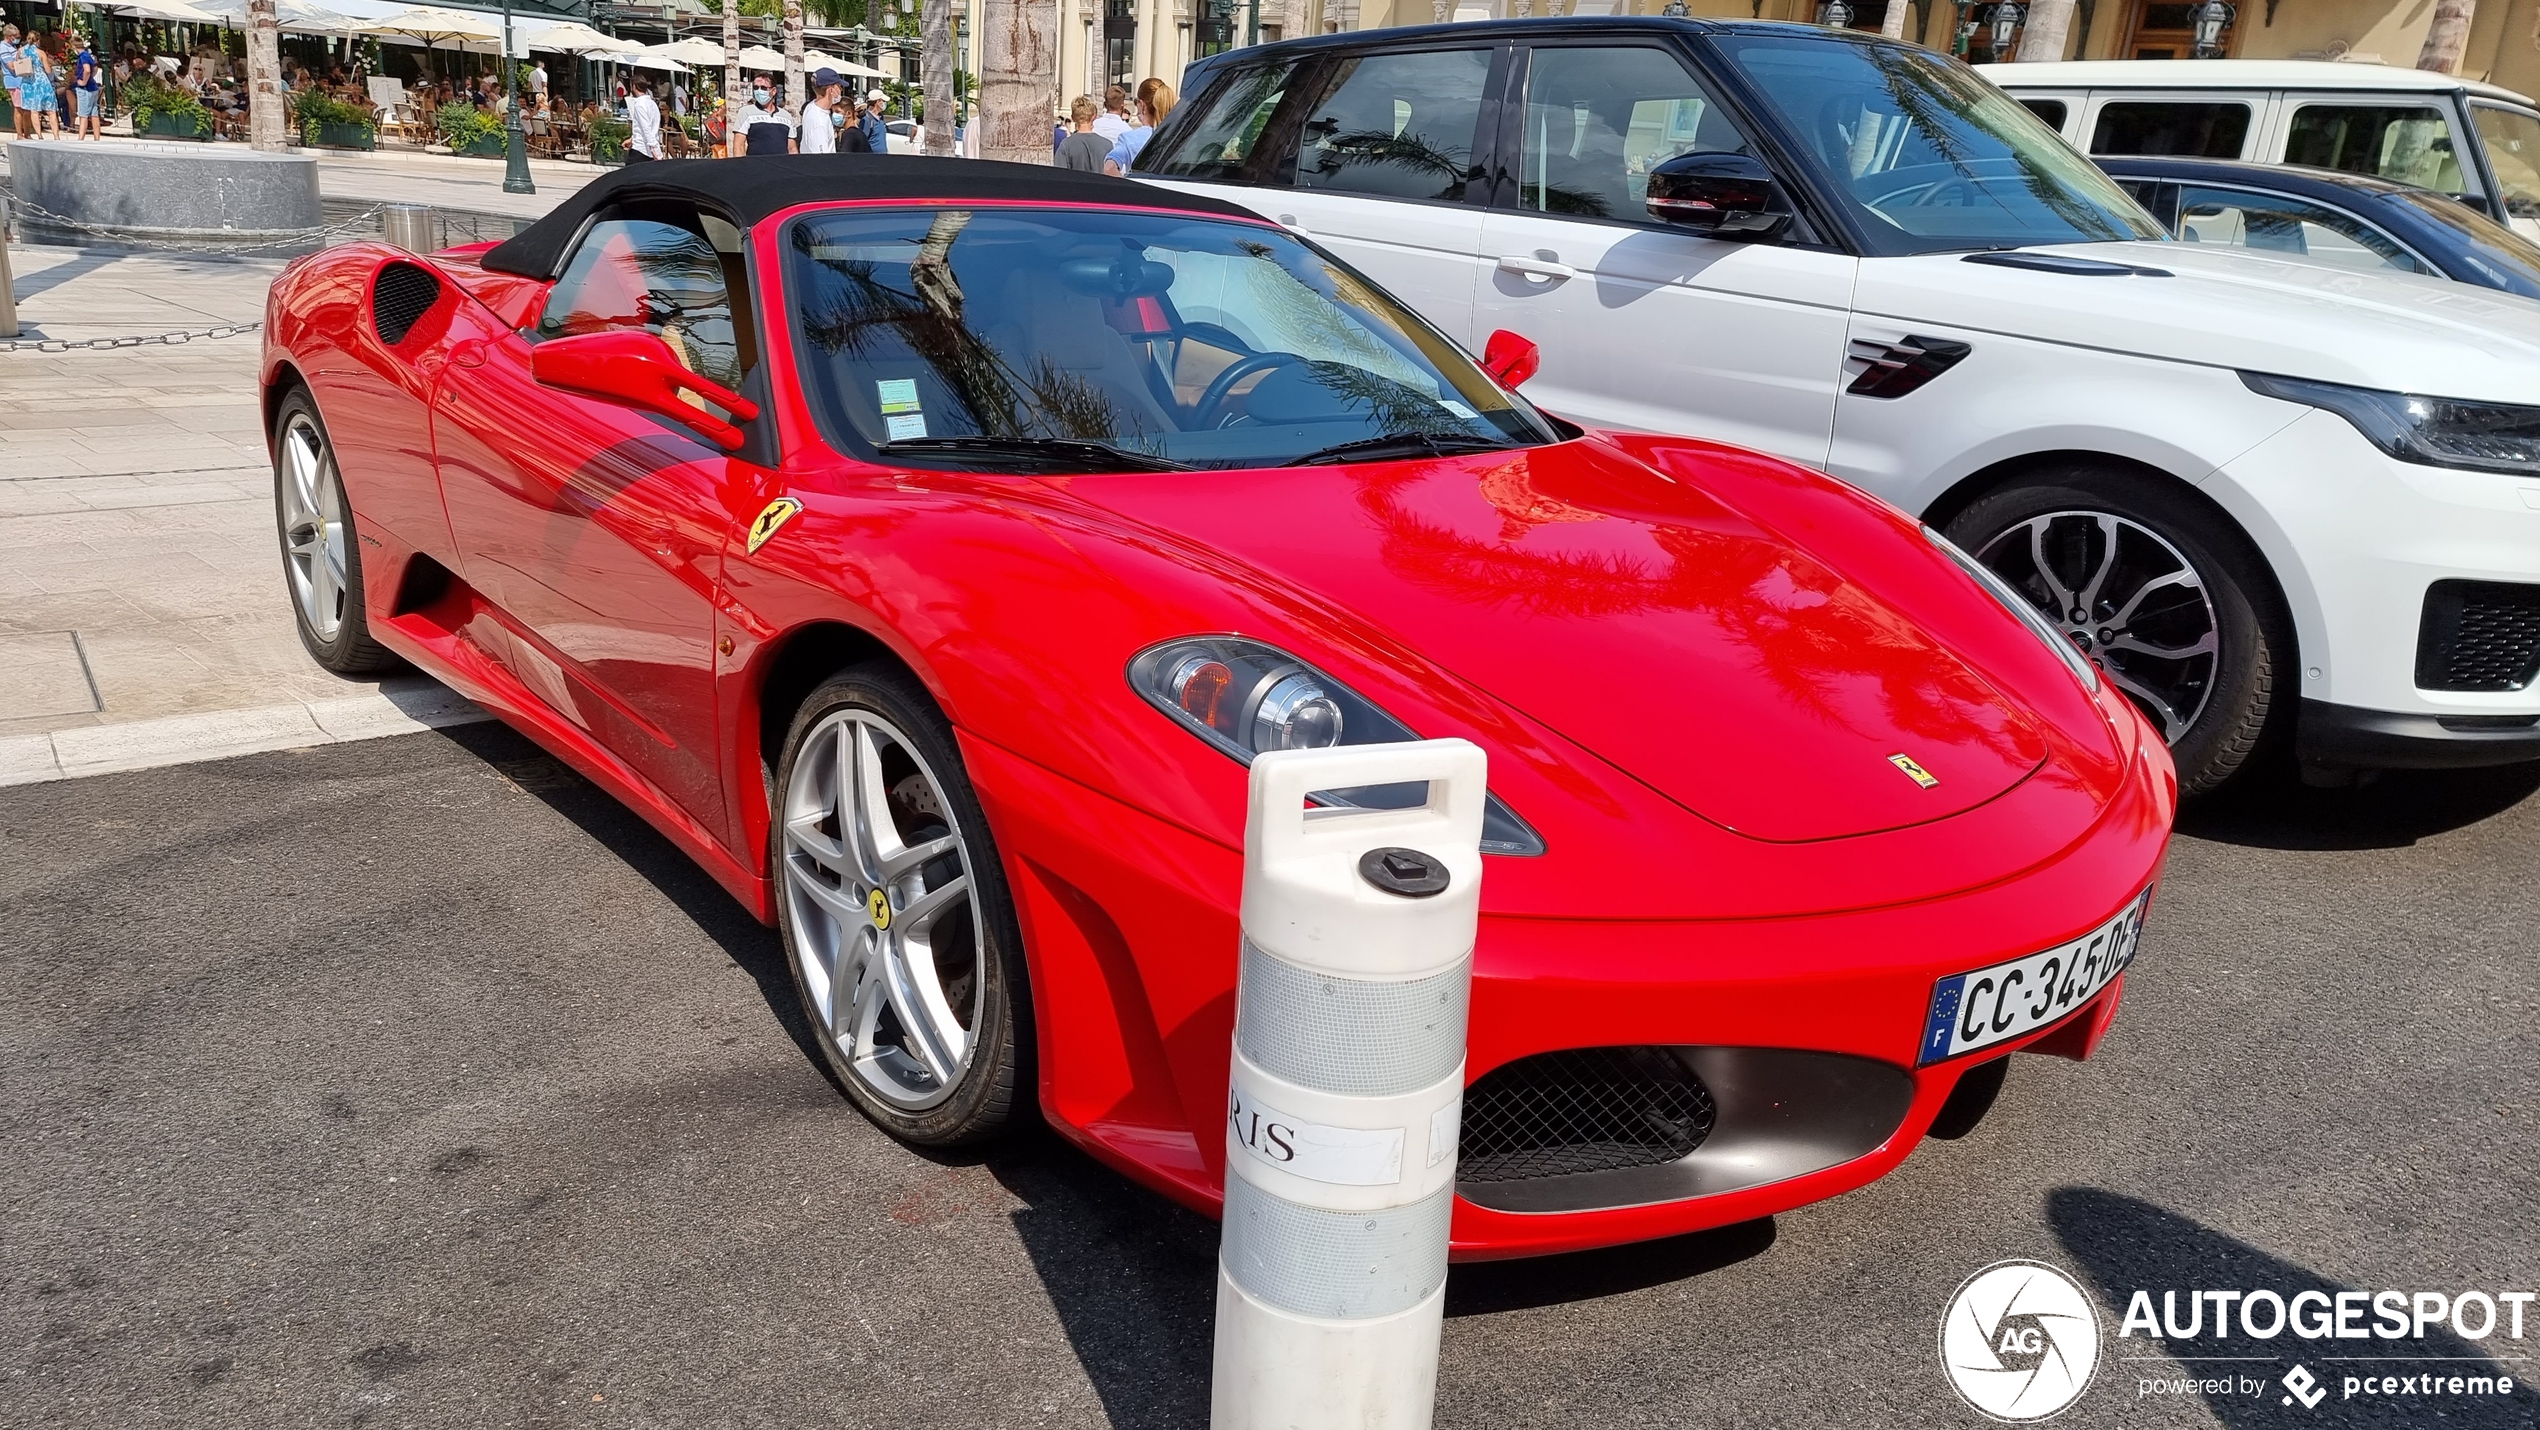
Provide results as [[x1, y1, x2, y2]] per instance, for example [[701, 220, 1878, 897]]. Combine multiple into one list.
[[2048, 1188, 2536, 1428], [1445, 1218, 1777, 1316], [2178, 760, 2540, 851]]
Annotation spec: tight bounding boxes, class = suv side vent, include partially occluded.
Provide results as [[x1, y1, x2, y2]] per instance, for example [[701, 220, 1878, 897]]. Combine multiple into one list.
[[1845, 335, 1972, 399], [2417, 579, 2540, 692], [1458, 1046, 1715, 1185], [371, 262, 442, 346]]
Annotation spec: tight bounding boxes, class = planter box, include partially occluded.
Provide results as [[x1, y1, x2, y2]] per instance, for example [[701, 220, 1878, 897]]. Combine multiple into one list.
[[448, 131, 506, 158], [304, 120, 375, 151], [139, 109, 212, 140]]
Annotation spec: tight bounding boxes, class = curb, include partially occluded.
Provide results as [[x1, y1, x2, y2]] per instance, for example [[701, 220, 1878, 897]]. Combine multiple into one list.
[[0, 678, 492, 788]]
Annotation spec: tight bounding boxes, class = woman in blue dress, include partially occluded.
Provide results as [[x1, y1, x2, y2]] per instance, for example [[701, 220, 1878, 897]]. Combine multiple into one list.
[[15, 37, 61, 138]]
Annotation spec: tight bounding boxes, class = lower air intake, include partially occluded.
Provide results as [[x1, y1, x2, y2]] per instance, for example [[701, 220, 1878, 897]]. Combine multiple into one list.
[[1458, 1046, 1715, 1185], [2417, 580, 2540, 692]]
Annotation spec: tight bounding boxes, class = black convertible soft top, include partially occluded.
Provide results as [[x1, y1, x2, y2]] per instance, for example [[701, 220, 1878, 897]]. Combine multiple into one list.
[[479, 154, 1264, 279]]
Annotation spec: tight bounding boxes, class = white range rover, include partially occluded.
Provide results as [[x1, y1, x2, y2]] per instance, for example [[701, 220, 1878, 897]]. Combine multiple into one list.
[[1135, 18, 2540, 792]]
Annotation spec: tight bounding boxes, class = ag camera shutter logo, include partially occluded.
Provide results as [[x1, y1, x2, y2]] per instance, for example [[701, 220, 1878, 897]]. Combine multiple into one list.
[[1940, 1260, 2103, 1421]]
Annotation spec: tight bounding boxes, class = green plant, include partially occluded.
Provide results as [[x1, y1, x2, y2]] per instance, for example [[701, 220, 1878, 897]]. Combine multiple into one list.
[[290, 88, 375, 146], [127, 73, 211, 137], [588, 112, 629, 162], [435, 102, 505, 152]]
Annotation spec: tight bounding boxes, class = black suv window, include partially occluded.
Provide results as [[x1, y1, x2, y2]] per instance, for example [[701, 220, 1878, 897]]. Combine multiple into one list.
[[1511, 46, 1752, 223], [1292, 48, 1493, 203], [1137, 59, 1308, 183]]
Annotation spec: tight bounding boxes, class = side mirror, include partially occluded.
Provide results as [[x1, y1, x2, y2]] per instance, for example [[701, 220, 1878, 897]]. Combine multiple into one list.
[[528, 328, 761, 451], [1481, 329, 1541, 389], [1645, 153, 1792, 241]]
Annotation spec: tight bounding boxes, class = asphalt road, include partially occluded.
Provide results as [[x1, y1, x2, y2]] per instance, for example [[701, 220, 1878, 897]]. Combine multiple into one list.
[[5, 726, 2536, 1429]]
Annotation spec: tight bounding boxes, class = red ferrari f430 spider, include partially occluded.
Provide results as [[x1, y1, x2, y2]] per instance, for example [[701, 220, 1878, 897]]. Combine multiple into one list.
[[260, 157, 2174, 1259]]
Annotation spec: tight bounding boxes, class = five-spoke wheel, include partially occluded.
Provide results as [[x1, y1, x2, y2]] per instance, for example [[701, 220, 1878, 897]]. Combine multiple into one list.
[[271, 388, 398, 675]]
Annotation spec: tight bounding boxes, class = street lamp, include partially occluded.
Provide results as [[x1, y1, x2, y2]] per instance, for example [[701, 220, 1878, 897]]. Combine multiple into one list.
[[1815, 0, 1852, 24], [501, 0, 534, 194], [2189, 0, 2234, 57], [1988, 0, 2023, 57]]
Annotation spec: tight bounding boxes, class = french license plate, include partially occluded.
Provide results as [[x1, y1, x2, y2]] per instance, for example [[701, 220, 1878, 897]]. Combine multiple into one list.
[[1919, 892, 2149, 1065]]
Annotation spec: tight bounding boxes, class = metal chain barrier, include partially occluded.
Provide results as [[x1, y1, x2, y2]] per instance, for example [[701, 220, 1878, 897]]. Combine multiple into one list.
[[0, 321, 264, 354], [2, 194, 392, 254]]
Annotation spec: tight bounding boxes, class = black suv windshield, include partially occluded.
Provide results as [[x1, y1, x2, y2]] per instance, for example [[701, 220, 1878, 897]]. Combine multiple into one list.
[[1711, 34, 2164, 255], [783, 206, 1558, 472]]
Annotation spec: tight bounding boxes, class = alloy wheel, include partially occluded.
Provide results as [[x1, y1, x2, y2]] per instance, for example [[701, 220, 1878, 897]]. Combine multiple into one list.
[[278, 413, 348, 643], [780, 708, 985, 1112], [1975, 511, 2221, 744]]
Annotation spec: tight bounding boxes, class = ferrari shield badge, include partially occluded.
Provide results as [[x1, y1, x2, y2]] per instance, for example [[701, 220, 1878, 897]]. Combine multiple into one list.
[[746, 497, 803, 555], [1888, 753, 1940, 789]]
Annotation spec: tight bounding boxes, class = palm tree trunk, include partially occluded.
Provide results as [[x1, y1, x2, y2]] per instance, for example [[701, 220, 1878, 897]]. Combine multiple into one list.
[[920, 0, 955, 154], [247, 0, 284, 150], [1879, 0, 1910, 39], [2013, 0, 2076, 60], [2416, 0, 2474, 72], [979, 0, 1055, 164], [722, 0, 741, 147], [782, 0, 804, 119]]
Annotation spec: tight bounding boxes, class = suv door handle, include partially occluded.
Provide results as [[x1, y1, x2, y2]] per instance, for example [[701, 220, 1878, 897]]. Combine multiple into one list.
[[1497, 255, 1576, 282]]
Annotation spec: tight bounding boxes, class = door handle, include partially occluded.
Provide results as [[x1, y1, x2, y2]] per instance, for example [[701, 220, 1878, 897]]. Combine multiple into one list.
[[448, 338, 488, 369], [1496, 255, 1576, 282]]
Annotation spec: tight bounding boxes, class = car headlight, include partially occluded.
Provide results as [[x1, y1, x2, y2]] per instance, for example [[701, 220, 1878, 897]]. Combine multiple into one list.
[[1129, 635, 1546, 855], [2243, 371, 2540, 475], [1923, 526, 2102, 694]]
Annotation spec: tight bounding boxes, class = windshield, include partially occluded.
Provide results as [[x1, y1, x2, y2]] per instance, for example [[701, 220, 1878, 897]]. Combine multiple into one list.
[[2472, 105, 2540, 236], [782, 207, 1558, 472], [2391, 187, 2540, 294], [1708, 35, 2164, 256]]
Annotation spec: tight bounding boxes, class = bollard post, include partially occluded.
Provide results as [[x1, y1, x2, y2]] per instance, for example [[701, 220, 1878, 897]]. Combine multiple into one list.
[[1213, 738, 1486, 1430], [380, 204, 445, 256], [0, 197, 17, 339]]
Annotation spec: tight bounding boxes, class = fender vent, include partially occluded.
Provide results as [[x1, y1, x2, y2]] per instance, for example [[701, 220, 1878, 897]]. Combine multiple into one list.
[[2417, 580, 2540, 692], [1458, 1046, 1715, 1185], [1845, 335, 1973, 399], [371, 262, 442, 346]]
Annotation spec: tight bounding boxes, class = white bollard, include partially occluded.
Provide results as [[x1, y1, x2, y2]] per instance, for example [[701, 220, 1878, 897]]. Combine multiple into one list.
[[1212, 738, 1487, 1430]]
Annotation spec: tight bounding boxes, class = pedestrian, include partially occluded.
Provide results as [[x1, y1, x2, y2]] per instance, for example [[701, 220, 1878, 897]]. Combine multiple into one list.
[[738, 76, 795, 155], [858, 87, 887, 153], [798, 67, 869, 154], [1103, 77, 1171, 176], [1055, 94, 1109, 173], [1, 26, 28, 142], [1093, 84, 1130, 141], [16, 34, 61, 139], [528, 58, 547, 107], [705, 94, 728, 158], [670, 74, 687, 117], [73, 32, 101, 140], [623, 71, 662, 163]]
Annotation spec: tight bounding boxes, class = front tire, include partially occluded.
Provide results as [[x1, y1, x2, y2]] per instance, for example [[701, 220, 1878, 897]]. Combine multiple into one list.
[[771, 664, 1029, 1146], [273, 388, 399, 676], [1945, 465, 2288, 795]]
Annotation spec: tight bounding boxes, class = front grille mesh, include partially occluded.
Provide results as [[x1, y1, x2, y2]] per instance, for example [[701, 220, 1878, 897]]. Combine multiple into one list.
[[2417, 580, 2540, 692], [1457, 1047, 1715, 1185], [370, 262, 442, 346]]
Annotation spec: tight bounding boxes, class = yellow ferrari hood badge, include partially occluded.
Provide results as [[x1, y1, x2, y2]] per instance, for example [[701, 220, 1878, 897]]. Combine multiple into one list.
[[1888, 753, 1940, 789], [746, 497, 804, 555]]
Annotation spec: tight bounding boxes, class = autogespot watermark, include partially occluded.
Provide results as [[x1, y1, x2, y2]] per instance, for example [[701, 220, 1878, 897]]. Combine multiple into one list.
[[1941, 1265, 2532, 1419]]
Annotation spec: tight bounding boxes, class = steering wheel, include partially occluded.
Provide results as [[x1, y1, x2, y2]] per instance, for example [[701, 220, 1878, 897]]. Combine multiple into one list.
[[1196, 351, 1314, 428]]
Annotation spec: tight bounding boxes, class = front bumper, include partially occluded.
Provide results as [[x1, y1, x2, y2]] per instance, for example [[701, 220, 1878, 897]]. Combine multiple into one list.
[[2213, 410, 2540, 765]]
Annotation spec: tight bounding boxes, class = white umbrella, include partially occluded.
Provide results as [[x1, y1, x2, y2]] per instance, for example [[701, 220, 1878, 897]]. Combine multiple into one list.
[[189, 0, 358, 34], [734, 43, 787, 73], [357, 5, 502, 47], [801, 49, 891, 79], [620, 45, 688, 72], [103, 0, 225, 23], [642, 36, 728, 66], [523, 20, 641, 56]]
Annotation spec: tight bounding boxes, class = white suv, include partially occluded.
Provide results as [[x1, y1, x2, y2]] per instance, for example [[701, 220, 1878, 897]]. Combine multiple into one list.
[[1136, 18, 2540, 791]]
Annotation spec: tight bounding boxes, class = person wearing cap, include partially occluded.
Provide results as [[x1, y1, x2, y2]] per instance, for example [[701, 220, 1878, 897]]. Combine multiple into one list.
[[798, 67, 870, 154], [858, 88, 889, 154]]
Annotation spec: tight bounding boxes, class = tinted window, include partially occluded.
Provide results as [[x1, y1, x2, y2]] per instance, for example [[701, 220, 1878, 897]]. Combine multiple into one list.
[[782, 207, 1556, 470], [1712, 36, 2162, 254], [537, 213, 748, 389], [2089, 101, 2252, 158], [2174, 185, 2422, 273], [1138, 60, 1305, 183], [2020, 98, 2068, 129], [2285, 104, 2464, 194], [2472, 105, 2540, 223], [1511, 46, 1752, 223], [1293, 48, 1491, 202], [2391, 187, 2540, 293]]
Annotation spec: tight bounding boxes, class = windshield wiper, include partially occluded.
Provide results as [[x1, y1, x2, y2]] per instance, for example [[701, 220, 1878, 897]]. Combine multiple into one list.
[[1289, 431, 1523, 467], [877, 435, 1195, 473]]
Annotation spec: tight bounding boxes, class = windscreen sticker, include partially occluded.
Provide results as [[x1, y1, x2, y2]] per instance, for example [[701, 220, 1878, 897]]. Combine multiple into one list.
[[877, 378, 922, 415], [1440, 399, 1477, 420], [885, 412, 928, 441]]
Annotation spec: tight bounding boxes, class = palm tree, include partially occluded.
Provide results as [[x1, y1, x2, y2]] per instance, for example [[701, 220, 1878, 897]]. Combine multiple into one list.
[[783, 0, 804, 120], [2416, 0, 2474, 72], [921, 0, 954, 154], [977, 0, 1057, 164], [2012, 0, 2075, 60], [1880, 0, 1911, 40], [247, 0, 283, 150], [724, 0, 742, 137]]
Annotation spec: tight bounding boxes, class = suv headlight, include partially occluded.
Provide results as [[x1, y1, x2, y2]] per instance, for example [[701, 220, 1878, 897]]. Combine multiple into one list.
[[1923, 526, 2102, 694], [2243, 371, 2540, 474], [1129, 635, 1546, 855]]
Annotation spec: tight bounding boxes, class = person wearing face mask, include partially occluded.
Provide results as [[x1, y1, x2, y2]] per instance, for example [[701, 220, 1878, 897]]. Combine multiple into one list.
[[740, 73, 796, 155], [796, 68, 870, 154]]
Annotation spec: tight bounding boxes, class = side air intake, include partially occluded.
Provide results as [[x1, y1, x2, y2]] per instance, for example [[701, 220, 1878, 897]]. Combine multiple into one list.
[[371, 262, 442, 346]]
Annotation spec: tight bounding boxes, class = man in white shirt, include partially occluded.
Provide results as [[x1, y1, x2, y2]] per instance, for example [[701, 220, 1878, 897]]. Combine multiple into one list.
[[798, 67, 864, 154], [528, 59, 547, 105], [624, 72, 663, 162], [1092, 85, 1130, 141]]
